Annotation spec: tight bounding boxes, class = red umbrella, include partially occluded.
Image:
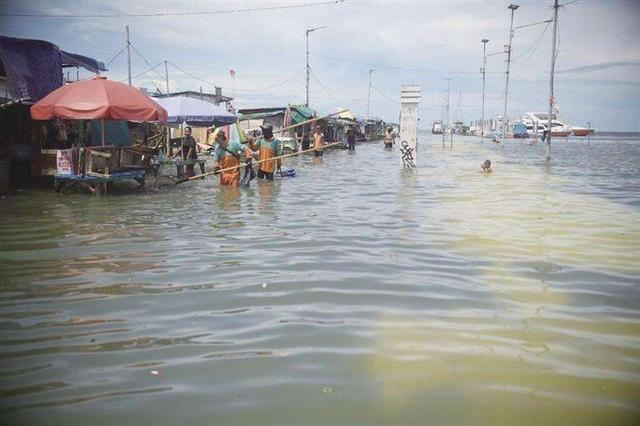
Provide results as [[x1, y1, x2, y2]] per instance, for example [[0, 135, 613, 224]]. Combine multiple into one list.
[[31, 76, 167, 145]]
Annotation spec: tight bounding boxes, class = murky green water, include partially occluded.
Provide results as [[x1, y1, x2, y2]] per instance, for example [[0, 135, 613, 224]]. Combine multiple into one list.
[[1, 133, 639, 425]]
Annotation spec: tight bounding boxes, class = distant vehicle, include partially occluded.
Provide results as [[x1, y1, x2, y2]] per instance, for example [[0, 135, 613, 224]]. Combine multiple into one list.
[[431, 121, 443, 134]]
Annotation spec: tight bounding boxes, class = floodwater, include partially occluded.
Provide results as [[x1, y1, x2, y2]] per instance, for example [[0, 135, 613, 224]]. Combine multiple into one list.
[[0, 132, 639, 425]]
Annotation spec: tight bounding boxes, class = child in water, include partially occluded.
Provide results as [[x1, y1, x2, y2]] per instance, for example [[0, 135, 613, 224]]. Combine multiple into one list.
[[481, 159, 492, 173]]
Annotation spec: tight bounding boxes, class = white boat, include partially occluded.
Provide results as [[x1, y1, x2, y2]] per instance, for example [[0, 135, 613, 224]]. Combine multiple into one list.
[[431, 121, 443, 134], [522, 112, 572, 137]]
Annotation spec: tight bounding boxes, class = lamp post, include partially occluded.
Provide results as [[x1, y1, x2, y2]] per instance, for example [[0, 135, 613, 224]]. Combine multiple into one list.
[[481, 38, 489, 142], [306, 26, 327, 107], [502, 3, 519, 144], [366, 68, 374, 119], [546, 0, 559, 161]]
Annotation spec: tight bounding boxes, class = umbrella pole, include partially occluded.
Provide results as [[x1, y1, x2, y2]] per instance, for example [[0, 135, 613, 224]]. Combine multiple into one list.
[[180, 122, 184, 159], [166, 126, 170, 156], [101, 118, 105, 146]]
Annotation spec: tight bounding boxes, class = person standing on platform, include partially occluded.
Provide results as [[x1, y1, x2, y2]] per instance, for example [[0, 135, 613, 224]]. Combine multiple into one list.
[[182, 126, 198, 177], [249, 123, 282, 181], [313, 125, 325, 157], [212, 131, 252, 186]]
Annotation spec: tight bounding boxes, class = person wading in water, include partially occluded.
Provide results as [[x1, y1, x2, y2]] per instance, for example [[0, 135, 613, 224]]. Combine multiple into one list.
[[182, 126, 198, 177], [212, 131, 252, 187], [313, 125, 325, 157], [384, 127, 394, 149], [346, 126, 356, 151], [248, 123, 282, 181]]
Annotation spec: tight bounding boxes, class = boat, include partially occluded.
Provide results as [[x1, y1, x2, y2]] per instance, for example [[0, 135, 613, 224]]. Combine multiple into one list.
[[431, 121, 443, 134], [571, 126, 595, 137], [522, 112, 573, 137]]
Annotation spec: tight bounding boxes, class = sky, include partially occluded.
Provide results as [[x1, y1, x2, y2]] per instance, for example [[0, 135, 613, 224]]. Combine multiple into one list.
[[1, 0, 639, 131]]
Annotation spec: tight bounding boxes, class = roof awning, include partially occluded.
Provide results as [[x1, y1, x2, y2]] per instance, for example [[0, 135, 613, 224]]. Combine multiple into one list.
[[61, 51, 107, 73]]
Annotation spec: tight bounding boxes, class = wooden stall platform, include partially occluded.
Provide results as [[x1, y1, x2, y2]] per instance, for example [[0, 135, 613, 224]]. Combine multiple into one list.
[[54, 169, 145, 195]]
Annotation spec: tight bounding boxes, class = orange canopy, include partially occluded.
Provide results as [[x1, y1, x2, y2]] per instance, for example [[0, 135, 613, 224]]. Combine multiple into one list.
[[30, 76, 167, 122]]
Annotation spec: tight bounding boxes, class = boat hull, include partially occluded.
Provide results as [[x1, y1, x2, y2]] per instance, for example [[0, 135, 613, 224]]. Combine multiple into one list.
[[571, 128, 595, 137], [551, 130, 572, 137]]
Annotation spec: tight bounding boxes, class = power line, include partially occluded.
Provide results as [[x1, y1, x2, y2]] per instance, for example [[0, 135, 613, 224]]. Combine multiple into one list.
[[310, 71, 343, 105], [129, 42, 168, 81], [168, 62, 306, 93], [120, 61, 164, 83], [310, 52, 503, 74], [105, 44, 127, 66], [370, 84, 399, 105], [1, 0, 345, 18], [512, 21, 552, 72]]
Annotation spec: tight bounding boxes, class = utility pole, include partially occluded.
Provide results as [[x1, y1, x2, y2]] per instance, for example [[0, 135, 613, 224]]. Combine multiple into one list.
[[366, 68, 374, 119], [441, 93, 446, 148], [502, 4, 519, 144], [126, 25, 132, 86], [305, 26, 327, 107], [164, 60, 170, 95], [445, 78, 452, 147], [481, 39, 489, 142], [546, 0, 559, 161]]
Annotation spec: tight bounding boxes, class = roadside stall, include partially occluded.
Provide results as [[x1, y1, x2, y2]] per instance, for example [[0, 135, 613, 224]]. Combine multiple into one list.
[[154, 95, 236, 179], [30, 76, 167, 194]]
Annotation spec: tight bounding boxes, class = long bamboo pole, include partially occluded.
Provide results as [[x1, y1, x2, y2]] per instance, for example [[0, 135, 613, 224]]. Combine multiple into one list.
[[238, 108, 348, 129], [176, 142, 341, 184]]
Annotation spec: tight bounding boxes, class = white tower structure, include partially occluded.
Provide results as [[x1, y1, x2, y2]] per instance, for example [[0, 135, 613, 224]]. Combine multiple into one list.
[[399, 85, 421, 168]]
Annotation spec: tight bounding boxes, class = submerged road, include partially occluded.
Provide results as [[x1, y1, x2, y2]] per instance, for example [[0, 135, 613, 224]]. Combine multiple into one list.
[[1, 133, 639, 425]]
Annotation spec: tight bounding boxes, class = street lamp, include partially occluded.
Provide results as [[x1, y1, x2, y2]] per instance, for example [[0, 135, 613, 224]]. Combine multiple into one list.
[[481, 38, 489, 142], [306, 26, 327, 107], [502, 3, 519, 144], [366, 68, 374, 119]]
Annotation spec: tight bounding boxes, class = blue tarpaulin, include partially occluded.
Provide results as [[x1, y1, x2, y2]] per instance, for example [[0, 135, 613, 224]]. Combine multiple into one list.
[[61, 51, 107, 74], [0, 36, 63, 101], [0, 35, 106, 102]]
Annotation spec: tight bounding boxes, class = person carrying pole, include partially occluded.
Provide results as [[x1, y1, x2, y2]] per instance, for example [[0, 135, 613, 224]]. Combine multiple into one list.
[[248, 123, 282, 181], [212, 130, 252, 187]]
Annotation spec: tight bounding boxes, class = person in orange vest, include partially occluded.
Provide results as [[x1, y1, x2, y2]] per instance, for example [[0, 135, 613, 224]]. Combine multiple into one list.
[[212, 131, 252, 186], [249, 123, 282, 181]]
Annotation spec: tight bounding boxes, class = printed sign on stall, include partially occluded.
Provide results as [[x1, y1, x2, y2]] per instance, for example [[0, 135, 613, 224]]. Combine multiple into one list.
[[56, 149, 73, 175]]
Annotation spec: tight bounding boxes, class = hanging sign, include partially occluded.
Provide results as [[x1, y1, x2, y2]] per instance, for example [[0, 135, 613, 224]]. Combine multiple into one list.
[[56, 149, 74, 175]]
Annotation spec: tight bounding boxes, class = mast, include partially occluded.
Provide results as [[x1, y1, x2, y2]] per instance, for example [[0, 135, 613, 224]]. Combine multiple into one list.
[[546, 0, 559, 161]]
